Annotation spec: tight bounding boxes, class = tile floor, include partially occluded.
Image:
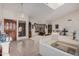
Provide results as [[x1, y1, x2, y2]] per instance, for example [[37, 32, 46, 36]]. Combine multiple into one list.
[[9, 39, 40, 56]]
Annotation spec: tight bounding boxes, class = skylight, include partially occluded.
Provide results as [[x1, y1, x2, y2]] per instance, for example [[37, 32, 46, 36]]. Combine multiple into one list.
[[45, 3, 64, 9]]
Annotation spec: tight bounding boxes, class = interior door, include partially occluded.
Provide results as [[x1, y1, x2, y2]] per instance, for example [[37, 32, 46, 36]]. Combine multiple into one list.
[[4, 19, 17, 41], [29, 22, 32, 38]]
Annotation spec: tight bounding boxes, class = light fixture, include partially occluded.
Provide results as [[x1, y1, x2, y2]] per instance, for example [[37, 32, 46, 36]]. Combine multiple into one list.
[[45, 3, 64, 10], [20, 3, 25, 18]]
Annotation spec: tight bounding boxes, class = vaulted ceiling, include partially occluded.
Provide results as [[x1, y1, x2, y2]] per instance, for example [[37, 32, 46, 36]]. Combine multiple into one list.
[[45, 3, 79, 21], [0, 3, 79, 23]]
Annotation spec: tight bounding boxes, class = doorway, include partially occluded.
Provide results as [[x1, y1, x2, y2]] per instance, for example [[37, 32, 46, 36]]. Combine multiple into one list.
[[29, 22, 32, 38], [48, 24, 52, 34], [4, 19, 17, 41]]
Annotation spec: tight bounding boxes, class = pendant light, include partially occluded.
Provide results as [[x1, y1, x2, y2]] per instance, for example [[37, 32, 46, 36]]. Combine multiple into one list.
[[20, 3, 25, 18]]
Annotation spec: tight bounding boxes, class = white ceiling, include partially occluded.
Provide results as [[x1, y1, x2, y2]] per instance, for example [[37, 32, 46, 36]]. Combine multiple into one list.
[[45, 3, 79, 21], [45, 3, 64, 9], [0, 3, 79, 22], [0, 3, 53, 21]]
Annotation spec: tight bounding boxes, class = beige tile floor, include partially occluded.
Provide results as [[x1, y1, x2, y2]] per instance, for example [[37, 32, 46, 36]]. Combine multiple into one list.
[[9, 39, 40, 56]]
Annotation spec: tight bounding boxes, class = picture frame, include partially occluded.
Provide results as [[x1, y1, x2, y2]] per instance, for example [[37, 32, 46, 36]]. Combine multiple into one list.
[[18, 21, 26, 37]]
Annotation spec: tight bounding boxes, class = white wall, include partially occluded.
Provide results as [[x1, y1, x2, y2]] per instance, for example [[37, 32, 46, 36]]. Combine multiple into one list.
[[0, 5, 29, 40], [52, 10, 79, 40], [17, 16, 29, 40], [29, 17, 48, 37], [0, 19, 4, 33]]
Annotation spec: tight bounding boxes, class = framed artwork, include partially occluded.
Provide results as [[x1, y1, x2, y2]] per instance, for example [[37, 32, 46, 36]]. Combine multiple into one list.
[[18, 21, 26, 37], [35, 23, 39, 32], [55, 24, 59, 29], [34, 23, 46, 35], [48, 24, 52, 34]]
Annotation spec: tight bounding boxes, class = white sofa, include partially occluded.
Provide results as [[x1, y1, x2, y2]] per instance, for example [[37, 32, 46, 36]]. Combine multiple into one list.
[[39, 37, 72, 56], [31, 33, 74, 56], [39, 39, 72, 56]]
